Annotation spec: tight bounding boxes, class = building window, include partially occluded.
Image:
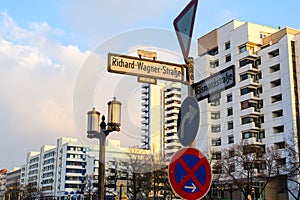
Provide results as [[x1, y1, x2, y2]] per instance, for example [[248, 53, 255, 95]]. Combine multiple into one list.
[[268, 49, 279, 58], [271, 94, 282, 103], [274, 141, 285, 150], [276, 158, 286, 166], [240, 87, 257, 96], [270, 79, 281, 88], [227, 94, 232, 102], [272, 109, 283, 118], [229, 150, 234, 157], [270, 64, 280, 73], [240, 72, 257, 82], [225, 54, 231, 62], [229, 165, 235, 172], [239, 45, 247, 54], [227, 107, 233, 116], [212, 138, 221, 146], [208, 47, 218, 56], [225, 41, 231, 50], [212, 125, 221, 132], [211, 111, 221, 119], [210, 60, 219, 68], [273, 125, 284, 134], [228, 135, 234, 144], [212, 152, 221, 160], [211, 99, 220, 106], [228, 121, 233, 130]]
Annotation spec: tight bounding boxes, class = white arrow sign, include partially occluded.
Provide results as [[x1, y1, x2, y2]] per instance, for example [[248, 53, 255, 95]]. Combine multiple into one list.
[[180, 104, 197, 140], [184, 183, 197, 192]]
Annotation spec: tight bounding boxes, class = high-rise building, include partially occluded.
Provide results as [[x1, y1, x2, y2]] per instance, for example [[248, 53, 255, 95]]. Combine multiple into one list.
[[195, 19, 300, 199], [141, 82, 182, 160]]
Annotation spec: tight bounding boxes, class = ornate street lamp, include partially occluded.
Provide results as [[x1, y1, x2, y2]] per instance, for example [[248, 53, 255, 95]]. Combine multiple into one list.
[[87, 97, 122, 200]]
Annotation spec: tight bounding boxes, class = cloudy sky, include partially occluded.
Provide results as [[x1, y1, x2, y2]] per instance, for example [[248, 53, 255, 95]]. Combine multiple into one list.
[[0, 0, 299, 169]]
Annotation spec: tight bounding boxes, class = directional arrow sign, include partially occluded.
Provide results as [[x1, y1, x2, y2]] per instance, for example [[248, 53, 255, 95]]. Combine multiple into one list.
[[173, 0, 198, 61], [185, 183, 197, 192], [168, 148, 212, 200], [177, 96, 200, 146]]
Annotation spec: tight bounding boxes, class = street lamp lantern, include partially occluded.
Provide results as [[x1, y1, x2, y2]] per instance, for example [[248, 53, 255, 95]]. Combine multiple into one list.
[[86, 97, 122, 200], [107, 97, 121, 131], [87, 107, 100, 136]]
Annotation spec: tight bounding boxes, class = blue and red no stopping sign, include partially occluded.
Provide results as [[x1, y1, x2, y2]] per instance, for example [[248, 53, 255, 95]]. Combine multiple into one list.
[[168, 148, 212, 200]]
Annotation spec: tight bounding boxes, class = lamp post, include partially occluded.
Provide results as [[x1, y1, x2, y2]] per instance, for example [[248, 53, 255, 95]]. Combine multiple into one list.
[[87, 97, 122, 200]]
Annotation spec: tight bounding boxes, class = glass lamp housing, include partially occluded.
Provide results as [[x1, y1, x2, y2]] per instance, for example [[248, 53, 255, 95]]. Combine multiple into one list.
[[107, 97, 121, 131], [87, 107, 100, 134]]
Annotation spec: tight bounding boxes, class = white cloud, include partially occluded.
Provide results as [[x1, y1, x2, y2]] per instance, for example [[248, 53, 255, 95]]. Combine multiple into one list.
[[0, 13, 90, 168]]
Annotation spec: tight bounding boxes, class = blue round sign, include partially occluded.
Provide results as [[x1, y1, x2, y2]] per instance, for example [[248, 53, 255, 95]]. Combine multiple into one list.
[[177, 96, 200, 146]]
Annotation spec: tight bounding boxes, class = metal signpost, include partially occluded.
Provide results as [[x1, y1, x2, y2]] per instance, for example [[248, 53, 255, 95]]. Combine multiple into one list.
[[168, 148, 212, 200]]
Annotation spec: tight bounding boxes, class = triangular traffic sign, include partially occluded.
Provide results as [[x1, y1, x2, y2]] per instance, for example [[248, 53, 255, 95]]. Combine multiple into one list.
[[173, 0, 198, 62]]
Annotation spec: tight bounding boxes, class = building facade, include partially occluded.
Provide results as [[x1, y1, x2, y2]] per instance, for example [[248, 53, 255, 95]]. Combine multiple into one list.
[[140, 82, 182, 161], [195, 20, 300, 199], [19, 137, 93, 199], [0, 169, 7, 198]]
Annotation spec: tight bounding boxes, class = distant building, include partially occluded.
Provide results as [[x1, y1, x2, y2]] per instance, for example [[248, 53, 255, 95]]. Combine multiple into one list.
[[0, 168, 7, 198], [5, 167, 21, 198], [20, 137, 93, 199]]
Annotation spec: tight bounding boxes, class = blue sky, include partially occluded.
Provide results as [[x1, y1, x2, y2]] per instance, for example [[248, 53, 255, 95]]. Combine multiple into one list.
[[0, 0, 300, 169]]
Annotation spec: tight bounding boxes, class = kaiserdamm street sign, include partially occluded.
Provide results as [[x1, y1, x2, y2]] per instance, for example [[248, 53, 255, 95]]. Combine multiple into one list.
[[192, 65, 235, 101], [107, 53, 184, 82]]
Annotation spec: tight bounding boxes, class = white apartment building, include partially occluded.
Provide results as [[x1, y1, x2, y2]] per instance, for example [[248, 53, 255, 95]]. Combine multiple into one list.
[[54, 137, 93, 199], [195, 20, 300, 200], [141, 82, 182, 161], [162, 83, 182, 160], [20, 137, 93, 199]]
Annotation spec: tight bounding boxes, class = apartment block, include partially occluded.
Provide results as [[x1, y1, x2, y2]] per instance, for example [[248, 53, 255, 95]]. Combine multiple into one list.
[[195, 20, 300, 200]]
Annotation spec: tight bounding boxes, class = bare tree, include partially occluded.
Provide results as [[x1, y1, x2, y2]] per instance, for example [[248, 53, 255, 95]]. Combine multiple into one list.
[[126, 147, 153, 200], [209, 141, 290, 200]]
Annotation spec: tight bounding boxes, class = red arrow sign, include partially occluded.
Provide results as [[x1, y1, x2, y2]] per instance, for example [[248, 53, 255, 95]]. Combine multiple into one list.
[[173, 0, 198, 61]]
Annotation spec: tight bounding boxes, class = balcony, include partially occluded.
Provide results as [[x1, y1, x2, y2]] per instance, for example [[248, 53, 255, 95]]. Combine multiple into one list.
[[165, 128, 176, 135], [165, 122, 177, 128], [142, 96, 149, 100], [165, 134, 178, 141], [141, 107, 148, 113], [240, 78, 259, 88], [165, 102, 181, 109], [243, 137, 263, 145], [165, 109, 179, 115], [65, 180, 82, 184], [141, 119, 148, 125], [241, 121, 262, 130], [141, 102, 148, 107]]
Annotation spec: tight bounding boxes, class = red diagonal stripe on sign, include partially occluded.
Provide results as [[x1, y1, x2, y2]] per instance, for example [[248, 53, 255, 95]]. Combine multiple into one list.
[[177, 157, 206, 191]]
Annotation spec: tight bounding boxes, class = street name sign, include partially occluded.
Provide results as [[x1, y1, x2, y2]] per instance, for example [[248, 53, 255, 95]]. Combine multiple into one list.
[[173, 0, 198, 60], [107, 53, 184, 82], [192, 65, 235, 101], [177, 96, 200, 146], [168, 148, 212, 200]]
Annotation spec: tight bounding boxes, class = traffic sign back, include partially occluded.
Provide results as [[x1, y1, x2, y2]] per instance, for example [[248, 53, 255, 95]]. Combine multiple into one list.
[[168, 148, 212, 200], [173, 0, 198, 61]]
